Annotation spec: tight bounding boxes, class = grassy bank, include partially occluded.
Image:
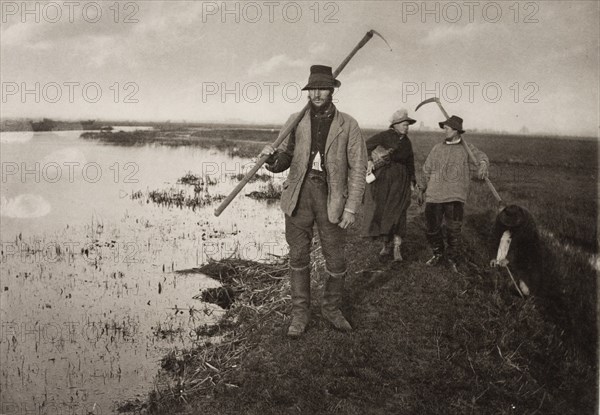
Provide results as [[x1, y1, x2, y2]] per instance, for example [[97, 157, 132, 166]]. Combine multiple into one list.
[[126, 206, 596, 414], [93, 127, 597, 414]]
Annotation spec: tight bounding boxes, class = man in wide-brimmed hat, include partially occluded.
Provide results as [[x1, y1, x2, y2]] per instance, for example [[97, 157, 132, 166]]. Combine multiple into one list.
[[260, 65, 367, 337], [416, 115, 489, 272]]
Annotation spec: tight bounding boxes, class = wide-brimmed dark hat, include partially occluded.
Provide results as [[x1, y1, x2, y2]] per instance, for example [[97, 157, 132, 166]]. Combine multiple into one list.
[[389, 109, 416, 127], [302, 65, 341, 90], [439, 115, 465, 134], [497, 204, 528, 228]]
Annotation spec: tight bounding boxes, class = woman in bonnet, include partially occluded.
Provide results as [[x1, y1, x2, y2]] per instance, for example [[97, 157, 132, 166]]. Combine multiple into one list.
[[362, 109, 417, 261]]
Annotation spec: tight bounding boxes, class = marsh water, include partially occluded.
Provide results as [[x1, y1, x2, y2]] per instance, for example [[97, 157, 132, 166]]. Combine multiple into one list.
[[0, 129, 286, 414]]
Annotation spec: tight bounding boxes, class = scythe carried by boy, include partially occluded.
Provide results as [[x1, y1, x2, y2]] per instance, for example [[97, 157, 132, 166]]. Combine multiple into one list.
[[416, 97, 541, 297]]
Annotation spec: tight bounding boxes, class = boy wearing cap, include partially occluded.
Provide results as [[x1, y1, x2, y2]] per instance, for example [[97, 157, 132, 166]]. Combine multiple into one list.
[[260, 65, 367, 337], [416, 115, 489, 271]]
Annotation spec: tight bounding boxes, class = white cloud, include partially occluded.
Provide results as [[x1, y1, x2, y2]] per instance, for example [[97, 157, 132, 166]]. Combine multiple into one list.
[[1, 21, 36, 47], [419, 24, 484, 46], [308, 42, 328, 57], [1, 194, 51, 218], [67, 34, 119, 68], [247, 54, 308, 77]]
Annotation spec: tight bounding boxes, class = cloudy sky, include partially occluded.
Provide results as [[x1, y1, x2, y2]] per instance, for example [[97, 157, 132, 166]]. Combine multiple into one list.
[[1, 0, 598, 135]]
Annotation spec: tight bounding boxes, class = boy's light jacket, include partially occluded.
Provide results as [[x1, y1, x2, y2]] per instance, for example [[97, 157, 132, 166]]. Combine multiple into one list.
[[421, 140, 489, 204]]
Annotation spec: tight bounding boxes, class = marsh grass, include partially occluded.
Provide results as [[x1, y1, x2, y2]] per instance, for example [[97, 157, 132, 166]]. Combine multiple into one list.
[[80, 130, 264, 158], [122, 259, 289, 413], [460, 156, 597, 364], [190, 128, 279, 143], [231, 173, 272, 182], [98, 128, 597, 414], [131, 169, 281, 209], [131, 185, 226, 210], [128, 209, 596, 414], [245, 181, 282, 201], [177, 172, 218, 187]]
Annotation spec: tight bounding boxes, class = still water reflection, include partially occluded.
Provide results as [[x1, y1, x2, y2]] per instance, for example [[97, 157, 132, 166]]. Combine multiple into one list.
[[0, 129, 286, 413]]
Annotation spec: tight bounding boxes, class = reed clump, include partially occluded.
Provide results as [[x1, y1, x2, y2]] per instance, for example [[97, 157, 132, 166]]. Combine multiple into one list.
[[245, 181, 281, 201], [124, 258, 289, 413]]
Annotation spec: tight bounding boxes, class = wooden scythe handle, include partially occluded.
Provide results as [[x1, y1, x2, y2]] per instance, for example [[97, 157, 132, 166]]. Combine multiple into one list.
[[460, 138, 503, 204], [434, 99, 503, 205], [214, 30, 382, 216]]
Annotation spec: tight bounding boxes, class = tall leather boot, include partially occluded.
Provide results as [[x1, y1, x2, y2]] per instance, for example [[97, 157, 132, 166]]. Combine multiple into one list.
[[393, 235, 403, 262], [287, 266, 311, 338], [321, 272, 352, 331], [426, 230, 445, 266], [446, 220, 463, 272]]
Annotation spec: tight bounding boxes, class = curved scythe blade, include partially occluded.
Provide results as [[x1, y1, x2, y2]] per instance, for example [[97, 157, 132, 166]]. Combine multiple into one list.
[[415, 97, 440, 112], [370, 29, 392, 51]]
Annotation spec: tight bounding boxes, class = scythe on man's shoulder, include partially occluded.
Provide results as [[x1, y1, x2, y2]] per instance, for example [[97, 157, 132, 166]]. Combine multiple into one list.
[[214, 30, 391, 217]]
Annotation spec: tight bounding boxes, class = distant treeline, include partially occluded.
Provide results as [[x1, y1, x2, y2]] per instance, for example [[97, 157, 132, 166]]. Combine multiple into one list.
[[190, 128, 279, 142], [0, 119, 95, 132], [0, 118, 282, 133]]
